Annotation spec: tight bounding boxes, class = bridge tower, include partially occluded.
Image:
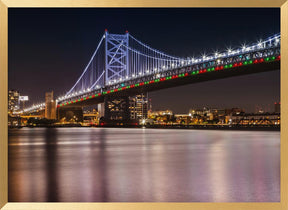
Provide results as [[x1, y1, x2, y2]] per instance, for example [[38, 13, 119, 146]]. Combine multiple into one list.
[[104, 30, 129, 85], [102, 30, 131, 123]]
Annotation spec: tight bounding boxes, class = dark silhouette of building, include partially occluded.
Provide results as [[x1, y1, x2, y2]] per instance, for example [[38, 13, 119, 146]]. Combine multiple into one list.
[[274, 102, 280, 113], [45, 91, 56, 119]]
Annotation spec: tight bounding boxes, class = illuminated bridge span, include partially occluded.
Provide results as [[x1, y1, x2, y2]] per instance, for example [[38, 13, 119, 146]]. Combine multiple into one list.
[[23, 30, 280, 121]]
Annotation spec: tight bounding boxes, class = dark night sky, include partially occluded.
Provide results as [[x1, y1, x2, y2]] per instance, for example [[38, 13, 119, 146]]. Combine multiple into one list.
[[8, 8, 280, 113]]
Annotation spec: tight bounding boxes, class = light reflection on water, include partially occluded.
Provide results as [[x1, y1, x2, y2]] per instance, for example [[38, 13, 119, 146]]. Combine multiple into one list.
[[8, 127, 280, 202]]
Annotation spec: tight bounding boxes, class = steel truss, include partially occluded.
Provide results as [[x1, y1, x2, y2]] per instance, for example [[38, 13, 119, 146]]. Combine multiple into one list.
[[105, 31, 129, 85]]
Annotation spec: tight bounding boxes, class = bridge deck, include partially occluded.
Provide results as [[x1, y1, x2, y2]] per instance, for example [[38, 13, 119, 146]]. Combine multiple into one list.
[[58, 60, 279, 108]]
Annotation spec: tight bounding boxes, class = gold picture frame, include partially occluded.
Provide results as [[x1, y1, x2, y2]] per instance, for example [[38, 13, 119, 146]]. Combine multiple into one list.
[[1, 0, 287, 209]]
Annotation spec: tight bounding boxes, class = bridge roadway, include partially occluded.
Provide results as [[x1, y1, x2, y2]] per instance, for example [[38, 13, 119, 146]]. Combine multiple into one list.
[[58, 58, 280, 108]]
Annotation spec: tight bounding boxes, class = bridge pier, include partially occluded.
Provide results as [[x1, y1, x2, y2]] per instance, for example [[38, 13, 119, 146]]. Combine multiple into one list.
[[104, 95, 130, 121], [98, 103, 105, 119]]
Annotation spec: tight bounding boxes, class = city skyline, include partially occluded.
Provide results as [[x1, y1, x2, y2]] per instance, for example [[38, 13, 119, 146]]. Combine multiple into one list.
[[8, 8, 280, 113]]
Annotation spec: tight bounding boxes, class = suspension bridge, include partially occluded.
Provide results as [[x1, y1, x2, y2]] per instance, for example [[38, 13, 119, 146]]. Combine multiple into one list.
[[21, 30, 280, 122]]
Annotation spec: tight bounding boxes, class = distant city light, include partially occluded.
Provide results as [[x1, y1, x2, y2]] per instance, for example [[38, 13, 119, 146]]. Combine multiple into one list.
[[19, 96, 29, 101]]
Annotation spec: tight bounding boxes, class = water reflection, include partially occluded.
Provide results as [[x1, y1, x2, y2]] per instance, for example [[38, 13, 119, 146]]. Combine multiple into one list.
[[8, 128, 280, 202]]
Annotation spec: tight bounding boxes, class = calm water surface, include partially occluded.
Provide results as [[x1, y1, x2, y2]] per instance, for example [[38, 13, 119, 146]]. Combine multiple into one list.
[[8, 127, 280, 202]]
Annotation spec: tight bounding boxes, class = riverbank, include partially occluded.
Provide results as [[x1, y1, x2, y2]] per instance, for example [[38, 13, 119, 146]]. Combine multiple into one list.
[[9, 124, 280, 131], [145, 125, 280, 131]]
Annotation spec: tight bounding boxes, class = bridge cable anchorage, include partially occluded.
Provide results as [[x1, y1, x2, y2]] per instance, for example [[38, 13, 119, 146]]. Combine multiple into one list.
[[66, 34, 105, 96]]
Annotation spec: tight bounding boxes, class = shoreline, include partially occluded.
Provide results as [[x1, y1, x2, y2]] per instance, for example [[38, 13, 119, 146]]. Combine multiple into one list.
[[9, 125, 280, 131]]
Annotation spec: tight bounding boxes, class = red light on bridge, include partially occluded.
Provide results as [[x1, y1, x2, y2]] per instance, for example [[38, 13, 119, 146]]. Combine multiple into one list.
[[185, 73, 188, 76], [239, 62, 243, 66], [57, 105, 60, 108], [98, 93, 101, 96], [277, 55, 280, 60], [125, 30, 129, 33], [260, 58, 264, 62], [254, 59, 258, 64], [105, 29, 108, 32], [220, 66, 224, 70]]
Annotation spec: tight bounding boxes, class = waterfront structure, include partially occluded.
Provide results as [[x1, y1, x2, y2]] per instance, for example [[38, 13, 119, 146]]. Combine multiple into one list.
[[83, 109, 99, 125], [148, 107, 280, 126], [45, 91, 56, 119], [149, 110, 174, 124], [232, 112, 280, 125], [8, 90, 20, 114], [188, 107, 231, 124], [175, 114, 190, 124]]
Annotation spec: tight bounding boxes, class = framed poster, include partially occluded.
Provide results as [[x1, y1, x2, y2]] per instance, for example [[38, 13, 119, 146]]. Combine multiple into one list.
[[0, 0, 288, 210]]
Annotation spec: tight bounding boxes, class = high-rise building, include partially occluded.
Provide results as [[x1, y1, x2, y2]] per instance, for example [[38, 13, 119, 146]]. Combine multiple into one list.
[[274, 102, 280, 113], [8, 90, 20, 113], [45, 91, 56, 119], [129, 93, 148, 120]]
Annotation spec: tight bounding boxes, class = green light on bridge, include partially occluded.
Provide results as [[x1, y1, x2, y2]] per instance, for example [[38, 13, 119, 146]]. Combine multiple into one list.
[[68, 54, 278, 102]]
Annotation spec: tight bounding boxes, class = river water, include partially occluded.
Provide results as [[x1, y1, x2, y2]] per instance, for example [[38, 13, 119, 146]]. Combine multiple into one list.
[[8, 127, 280, 202]]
